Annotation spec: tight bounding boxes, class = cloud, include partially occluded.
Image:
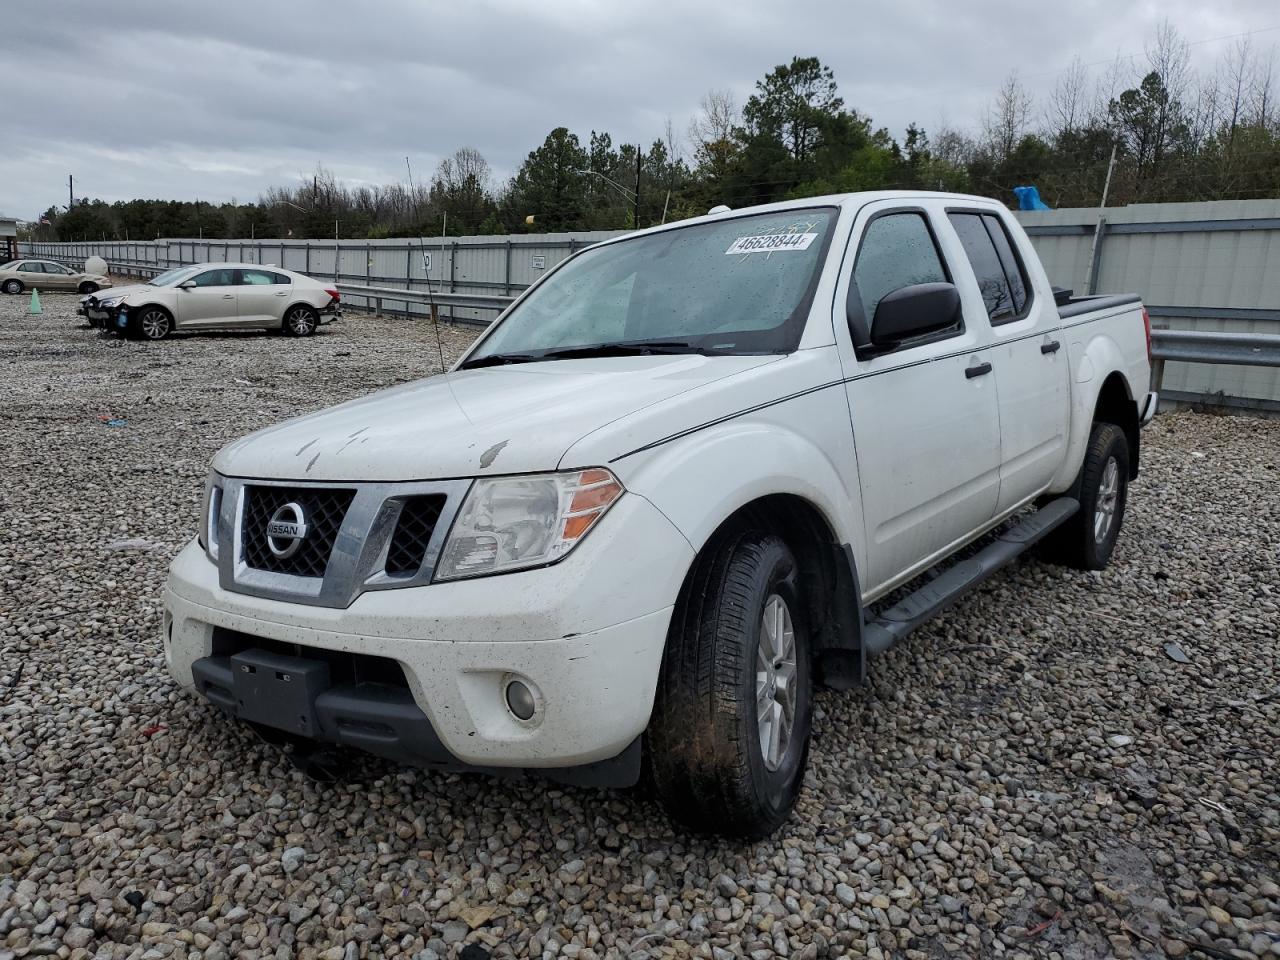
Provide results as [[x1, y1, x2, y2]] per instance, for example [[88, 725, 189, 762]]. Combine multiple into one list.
[[1, 0, 1274, 218]]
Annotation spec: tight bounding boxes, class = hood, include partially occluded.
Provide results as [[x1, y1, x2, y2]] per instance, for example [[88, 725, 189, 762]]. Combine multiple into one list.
[[85, 282, 147, 300], [212, 354, 780, 482]]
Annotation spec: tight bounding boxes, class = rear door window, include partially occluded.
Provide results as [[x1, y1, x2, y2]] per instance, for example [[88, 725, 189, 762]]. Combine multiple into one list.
[[983, 215, 1030, 315], [18, 262, 43, 273], [240, 269, 289, 285], [948, 212, 1031, 322]]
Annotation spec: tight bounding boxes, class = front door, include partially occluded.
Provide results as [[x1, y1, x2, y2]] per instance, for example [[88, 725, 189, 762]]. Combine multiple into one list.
[[176, 267, 240, 327], [839, 205, 1002, 597], [16, 262, 47, 288], [38, 262, 77, 290], [945, 210, 1069, 514]]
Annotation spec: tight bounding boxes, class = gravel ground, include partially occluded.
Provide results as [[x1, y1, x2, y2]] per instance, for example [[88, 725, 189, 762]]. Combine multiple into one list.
[[1, 289, 1277, 960]]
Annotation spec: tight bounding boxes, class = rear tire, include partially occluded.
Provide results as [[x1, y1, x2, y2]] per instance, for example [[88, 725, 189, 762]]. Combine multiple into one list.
[[283, 305, 318, 337], [646, 531, 813, 838], [3, 279, 23, 295], [129, 306, 173, 341], [1039, 422, 1129, 570]]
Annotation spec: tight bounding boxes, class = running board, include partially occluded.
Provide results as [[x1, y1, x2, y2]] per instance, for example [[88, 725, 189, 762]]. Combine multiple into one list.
[[861, 497, 1079, 656]]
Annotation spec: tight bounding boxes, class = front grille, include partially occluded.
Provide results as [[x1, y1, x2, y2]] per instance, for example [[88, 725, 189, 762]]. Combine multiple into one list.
[[242, 486, 356, 577], [385, 495, 447, 576]]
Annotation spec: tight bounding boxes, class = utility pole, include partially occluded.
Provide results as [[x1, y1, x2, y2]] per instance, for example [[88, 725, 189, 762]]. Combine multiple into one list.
[[1083, 144, 1118, 296], [633, 145, 641, 229], [68, 174, 74, 210]]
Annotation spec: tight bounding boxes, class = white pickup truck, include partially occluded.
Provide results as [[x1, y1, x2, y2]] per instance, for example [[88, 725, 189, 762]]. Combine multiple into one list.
[[163, 191, 1155, 837]]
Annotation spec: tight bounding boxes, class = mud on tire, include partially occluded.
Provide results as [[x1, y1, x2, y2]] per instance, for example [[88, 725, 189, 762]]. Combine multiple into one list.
[[645, 530, 813, 839]]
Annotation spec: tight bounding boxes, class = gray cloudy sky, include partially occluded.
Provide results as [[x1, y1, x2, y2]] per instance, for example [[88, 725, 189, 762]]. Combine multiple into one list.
[[2, 0, 1275, 219]]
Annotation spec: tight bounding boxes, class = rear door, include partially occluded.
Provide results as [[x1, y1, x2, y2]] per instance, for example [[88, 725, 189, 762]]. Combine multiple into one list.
[[839, 203, 1002, 596], [175, 267, 240, 327], [945, 208, 1068, 514], [237, 268, 292, 326]]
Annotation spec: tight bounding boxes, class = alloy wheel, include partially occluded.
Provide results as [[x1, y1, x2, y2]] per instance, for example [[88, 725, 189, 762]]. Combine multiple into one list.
[[1094, 456, 1120, 543], [756, 593, 798, 771], [139, 309, 170, 340], [286, 307, 316, 335]]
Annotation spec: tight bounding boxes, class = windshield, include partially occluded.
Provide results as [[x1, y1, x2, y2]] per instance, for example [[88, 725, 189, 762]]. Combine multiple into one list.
[[468, 207, 837, 362], [149, 266, 199, 287]]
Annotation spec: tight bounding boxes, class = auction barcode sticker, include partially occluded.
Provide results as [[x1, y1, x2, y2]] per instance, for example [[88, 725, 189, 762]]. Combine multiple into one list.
[[725, 232, 818, 255]]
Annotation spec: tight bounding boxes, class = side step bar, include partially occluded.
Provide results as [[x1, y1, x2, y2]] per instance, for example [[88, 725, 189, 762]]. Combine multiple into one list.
[[861, 497, 1079, 656]]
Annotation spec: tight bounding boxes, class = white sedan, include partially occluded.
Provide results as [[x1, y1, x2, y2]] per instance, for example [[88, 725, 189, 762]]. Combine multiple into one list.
[[80, 263, 341, 340]]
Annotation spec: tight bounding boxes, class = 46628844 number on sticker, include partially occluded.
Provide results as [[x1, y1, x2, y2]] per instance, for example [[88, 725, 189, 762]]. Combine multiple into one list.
[[724, 232, 818, 255]]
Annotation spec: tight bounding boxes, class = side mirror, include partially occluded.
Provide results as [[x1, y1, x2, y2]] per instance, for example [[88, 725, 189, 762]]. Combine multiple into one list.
[[869, 282, 961, 347], [178, 280, 197, 290]]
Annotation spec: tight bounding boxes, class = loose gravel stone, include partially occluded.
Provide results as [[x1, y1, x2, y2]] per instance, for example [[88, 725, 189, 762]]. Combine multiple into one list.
[[1, 289, 1278, 959]]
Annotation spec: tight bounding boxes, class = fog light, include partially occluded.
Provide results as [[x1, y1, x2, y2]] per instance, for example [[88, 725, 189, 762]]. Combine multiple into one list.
[[504, 678, 537, 721]]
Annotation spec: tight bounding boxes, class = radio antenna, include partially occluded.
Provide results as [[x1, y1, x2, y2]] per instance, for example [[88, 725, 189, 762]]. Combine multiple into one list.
[[406, 155, 446, 373]]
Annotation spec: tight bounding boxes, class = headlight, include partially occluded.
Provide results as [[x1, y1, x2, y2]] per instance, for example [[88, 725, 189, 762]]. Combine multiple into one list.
[[199, 474, 223, 561], [98, 295, 125, 307], [435, 468, 624, 580]]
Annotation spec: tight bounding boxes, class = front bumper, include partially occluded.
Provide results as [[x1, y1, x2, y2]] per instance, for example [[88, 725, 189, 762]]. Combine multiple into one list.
[[163, 493, 691, 772]]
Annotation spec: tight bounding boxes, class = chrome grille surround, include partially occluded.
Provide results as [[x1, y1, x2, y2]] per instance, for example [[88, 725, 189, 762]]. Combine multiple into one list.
[[213, 475, 472, 609]]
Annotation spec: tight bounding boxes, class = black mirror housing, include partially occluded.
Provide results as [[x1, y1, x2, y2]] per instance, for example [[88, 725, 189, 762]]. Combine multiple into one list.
[[869, 282, 961, 346]]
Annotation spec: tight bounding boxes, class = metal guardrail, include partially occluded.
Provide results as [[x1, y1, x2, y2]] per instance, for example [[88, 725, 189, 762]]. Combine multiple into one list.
[[1150, 329, 1280, 367], [334, 283, 513, 316]]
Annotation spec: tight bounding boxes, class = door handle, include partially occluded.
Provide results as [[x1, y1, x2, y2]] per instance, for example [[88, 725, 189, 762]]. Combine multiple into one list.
[[965, 361, 993, 379], [1040, 340, 1061, 354], [222, 294, 234, 299], [274, 291, 287, 296]]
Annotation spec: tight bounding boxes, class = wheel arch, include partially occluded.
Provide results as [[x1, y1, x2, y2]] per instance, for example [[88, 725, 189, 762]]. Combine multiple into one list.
[[284, 300, 320, 318], [1092, 371, 1140, 479], [670, 492, 866, 692]]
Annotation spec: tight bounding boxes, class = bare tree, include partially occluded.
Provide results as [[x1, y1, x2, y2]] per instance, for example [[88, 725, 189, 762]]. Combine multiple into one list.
[[688, 89, 738, 152], [984, 71, 1034, 162], [1047, 55, 1089, 138], [1092, 52, 1132, 131], [688, 89, 740, 180], [1249, 44, 1276, 129], [1218, 36, 1256, 147], [434, 147, 493, 195]]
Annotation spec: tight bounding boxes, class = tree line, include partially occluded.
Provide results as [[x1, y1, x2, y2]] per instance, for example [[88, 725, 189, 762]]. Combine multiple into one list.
[[31, 22, 1280, 243]]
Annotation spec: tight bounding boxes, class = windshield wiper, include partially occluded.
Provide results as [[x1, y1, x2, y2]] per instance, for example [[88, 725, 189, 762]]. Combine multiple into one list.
[[458, 352, 546, 369], [539, 340, 724, 359], [460, 340, 727, 370]]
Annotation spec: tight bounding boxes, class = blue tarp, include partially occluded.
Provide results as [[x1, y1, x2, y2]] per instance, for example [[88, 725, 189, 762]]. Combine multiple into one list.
[[1013, 186, 1051, 211]]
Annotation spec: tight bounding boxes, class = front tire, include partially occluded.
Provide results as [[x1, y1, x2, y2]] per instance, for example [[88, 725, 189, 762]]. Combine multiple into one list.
[[646, 531, 813, 838], [79, 281, 99, 294], [3, 279, 23, 295], [283, 305, 319, 337], [130, 306, 173, 341], [1040, 422, 1130, 570]]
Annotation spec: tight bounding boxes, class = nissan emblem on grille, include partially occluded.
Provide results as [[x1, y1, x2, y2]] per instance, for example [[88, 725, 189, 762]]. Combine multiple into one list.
[[265, 502, 309, 559]]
